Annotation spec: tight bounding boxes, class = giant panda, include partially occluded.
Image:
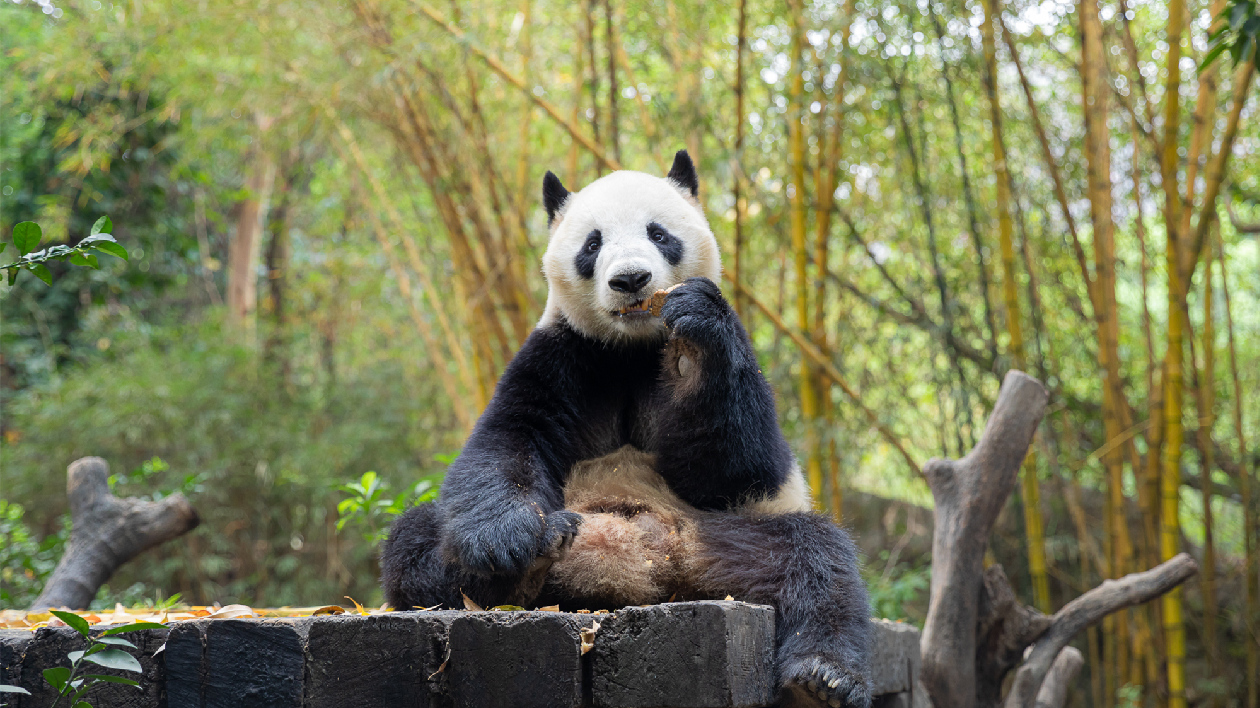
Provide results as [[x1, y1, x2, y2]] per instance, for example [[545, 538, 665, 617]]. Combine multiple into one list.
[[381, 151, 872, 708]]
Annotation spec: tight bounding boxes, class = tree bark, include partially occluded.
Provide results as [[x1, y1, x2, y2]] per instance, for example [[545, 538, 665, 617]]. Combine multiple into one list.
[[920, 370, 1048, 708], [1004, 553, 1198, 708], [226, 138, 276, 333], [1034, 647, 1083, 708], [31, 457, 200, 611]]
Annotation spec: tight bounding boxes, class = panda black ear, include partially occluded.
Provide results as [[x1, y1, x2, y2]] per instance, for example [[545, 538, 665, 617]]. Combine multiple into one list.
[[543, 171, 570, 225], [666, 150, 699, 198]]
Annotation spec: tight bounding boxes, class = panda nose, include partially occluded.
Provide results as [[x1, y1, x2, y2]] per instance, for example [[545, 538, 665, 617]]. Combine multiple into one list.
[[608, 271, 652, 294]]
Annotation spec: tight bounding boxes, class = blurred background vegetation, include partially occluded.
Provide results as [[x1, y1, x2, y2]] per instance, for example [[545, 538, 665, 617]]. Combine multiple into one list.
[[0, 0, 1257, 703]]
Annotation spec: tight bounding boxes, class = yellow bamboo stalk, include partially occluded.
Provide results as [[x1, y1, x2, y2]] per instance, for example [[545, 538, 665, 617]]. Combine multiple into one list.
[[414, 1, 621, 172], [786, 0, 821, 507], [328, 109, 481, 411], [726, 274, 922, 477], [332, 138, 473, 430], [1187, 60, 1256, 279], [1194, 247, 1221, 690], [1177, 0, 1226, 261], [731, 0, 748, 325], [1159, 0, 1188, 702], [820, 0, 855, 524], [985, 0, 1050, 614]]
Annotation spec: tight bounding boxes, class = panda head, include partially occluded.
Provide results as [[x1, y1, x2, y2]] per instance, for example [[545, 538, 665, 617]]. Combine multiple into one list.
[[539, 150, 721, 344]]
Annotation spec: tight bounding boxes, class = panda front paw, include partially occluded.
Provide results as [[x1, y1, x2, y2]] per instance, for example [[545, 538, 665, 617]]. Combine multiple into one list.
[[661, 277, 747, 360], [447, 504, 578, 578]]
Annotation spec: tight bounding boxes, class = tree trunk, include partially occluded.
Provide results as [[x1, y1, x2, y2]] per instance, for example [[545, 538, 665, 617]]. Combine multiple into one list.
[[31, 458, 200, 611], [226, 141, 276, 335], [920, 371, 1048, 708]]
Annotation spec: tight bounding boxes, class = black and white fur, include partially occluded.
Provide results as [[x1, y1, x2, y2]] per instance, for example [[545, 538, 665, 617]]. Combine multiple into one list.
[[381, 151, 872, 708]]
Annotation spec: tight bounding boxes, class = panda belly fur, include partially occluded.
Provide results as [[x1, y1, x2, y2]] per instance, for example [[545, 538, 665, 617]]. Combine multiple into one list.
[[545, 445, 811, 607], [379, 151, 873, 708]]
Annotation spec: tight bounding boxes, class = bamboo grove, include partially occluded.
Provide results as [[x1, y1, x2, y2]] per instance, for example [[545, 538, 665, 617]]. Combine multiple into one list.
[[3, 0, 1259, 703]]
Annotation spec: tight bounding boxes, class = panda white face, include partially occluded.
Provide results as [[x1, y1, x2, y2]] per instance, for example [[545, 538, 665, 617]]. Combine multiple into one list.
[[539, 154, 721, 344]]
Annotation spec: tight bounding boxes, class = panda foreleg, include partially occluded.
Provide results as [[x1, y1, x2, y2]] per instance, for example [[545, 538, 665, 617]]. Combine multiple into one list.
[[380, 502, 574, 610], [693, 512, 873, 708], [653, 277, 794, 509]]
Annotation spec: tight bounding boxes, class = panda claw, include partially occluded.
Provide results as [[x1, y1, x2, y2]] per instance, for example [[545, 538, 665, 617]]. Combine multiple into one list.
[[780, 658, 870, 708]]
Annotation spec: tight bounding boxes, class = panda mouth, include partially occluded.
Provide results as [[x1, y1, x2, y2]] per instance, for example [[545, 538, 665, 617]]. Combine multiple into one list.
[[613, 300, 653, 318]]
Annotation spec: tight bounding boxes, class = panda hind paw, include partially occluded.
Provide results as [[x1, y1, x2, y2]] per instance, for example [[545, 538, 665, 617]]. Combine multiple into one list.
[[780, 657, 871, 708]]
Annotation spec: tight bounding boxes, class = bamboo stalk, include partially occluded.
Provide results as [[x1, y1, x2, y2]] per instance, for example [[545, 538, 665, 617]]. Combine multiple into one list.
[[1159, 0, 1188, 702], [1001, 16, 1094, 315], [934, 6, 999, 362], [984, 0, 1050, 615], [603, 0, 621, 166], [1187, 60, 1256, 281], [414, 1, 621, 171], [726, 273, 921, 476], [819, 0, 855, 524], [1193, 245, 1221, 692], [328, 109, 480, 411], [731, 0, 747, 326], [786, 0, 822, 507]]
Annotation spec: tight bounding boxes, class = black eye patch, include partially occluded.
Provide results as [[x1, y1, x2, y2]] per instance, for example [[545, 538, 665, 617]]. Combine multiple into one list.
[[646, 222, 683, 265], [574, 230, 602, 279]]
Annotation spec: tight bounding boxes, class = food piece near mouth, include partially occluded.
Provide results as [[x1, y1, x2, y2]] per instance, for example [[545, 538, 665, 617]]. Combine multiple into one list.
[[615, 284, 682, 318]]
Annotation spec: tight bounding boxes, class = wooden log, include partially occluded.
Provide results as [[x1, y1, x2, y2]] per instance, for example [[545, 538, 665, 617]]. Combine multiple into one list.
[[30, 457, 200, 611], [919, 370, 1048, 708], [1003, 553, 1198, 708]]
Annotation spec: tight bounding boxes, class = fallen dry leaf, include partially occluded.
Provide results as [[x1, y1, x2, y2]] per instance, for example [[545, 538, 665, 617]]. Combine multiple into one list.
[[461, 593, 483, 612], [579, 620, 601, 655], [206, 604, 256, 619], [310, 606, 345, 616], [344, 596, 369, 616], [536, 605, 560, 612]]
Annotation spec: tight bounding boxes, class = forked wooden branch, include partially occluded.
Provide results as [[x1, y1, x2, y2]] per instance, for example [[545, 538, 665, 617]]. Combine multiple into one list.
[[1003, 553, 1198, 708], [31, 457, 200, 611], [920, 370, 1048, 708], [1033, 647, 1083, 708]]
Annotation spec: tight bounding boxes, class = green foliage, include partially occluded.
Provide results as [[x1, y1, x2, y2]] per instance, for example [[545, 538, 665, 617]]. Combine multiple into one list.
[[36, 608, 163, 708], [336, 470, 441, 543], [1204, 0, 1260, 69], [0, 501, 68, 608], [862, 557, 930, 625], [2, 218, 128, 286], [2, 314, 461, 607]]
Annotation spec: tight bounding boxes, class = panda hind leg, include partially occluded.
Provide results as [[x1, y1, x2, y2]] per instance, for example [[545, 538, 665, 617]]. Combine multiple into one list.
[[693, 512, 873, 708]]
